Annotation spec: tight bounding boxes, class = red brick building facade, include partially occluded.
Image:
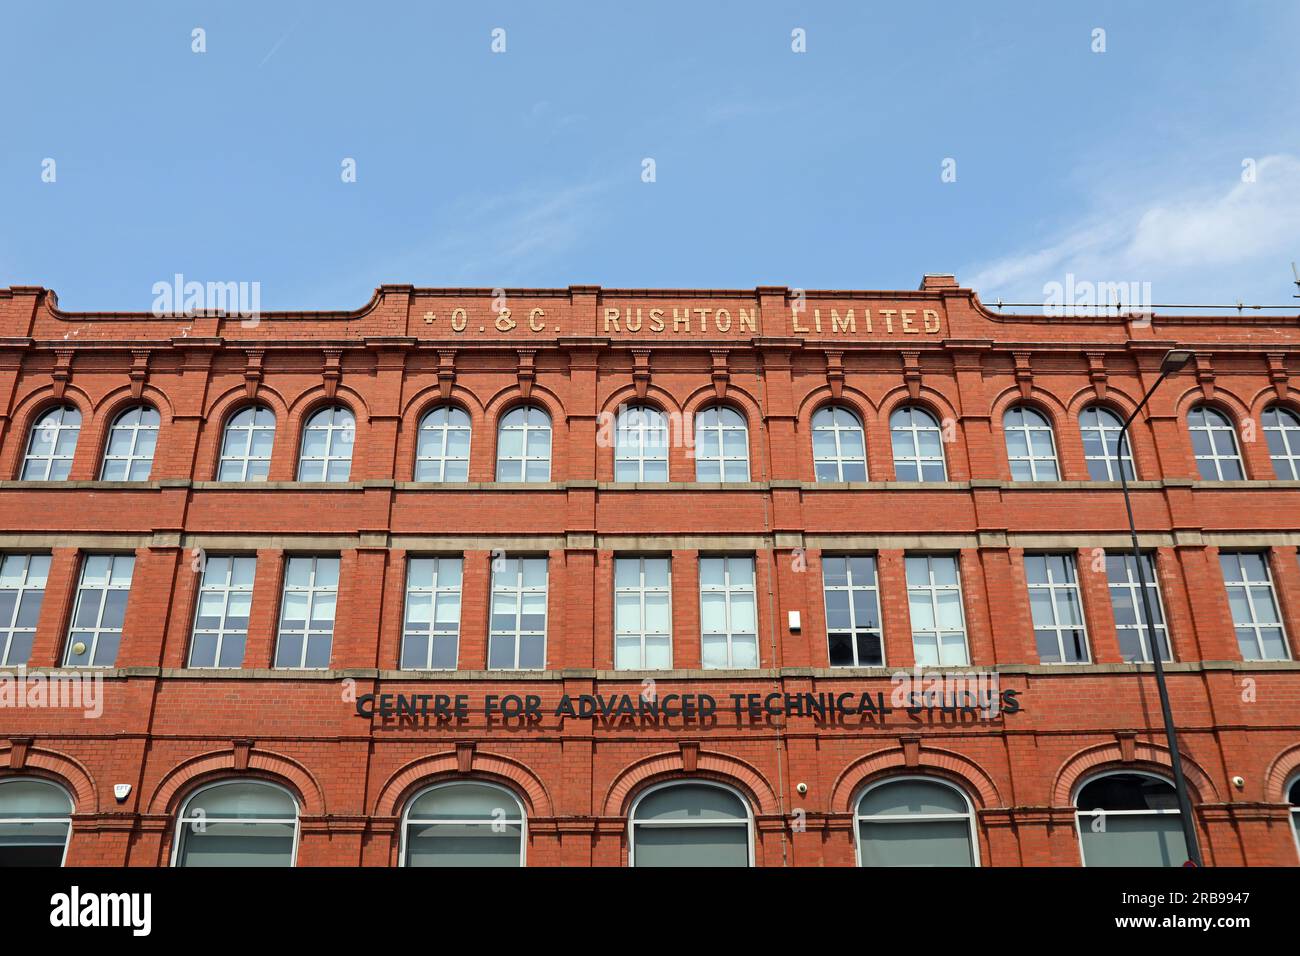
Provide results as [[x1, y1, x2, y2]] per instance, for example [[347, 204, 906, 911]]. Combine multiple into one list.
[[0, 276, 1298, 867]]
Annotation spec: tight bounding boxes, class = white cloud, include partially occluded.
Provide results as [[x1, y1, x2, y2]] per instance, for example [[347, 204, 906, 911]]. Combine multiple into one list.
[[964, 154, 1300, 306]]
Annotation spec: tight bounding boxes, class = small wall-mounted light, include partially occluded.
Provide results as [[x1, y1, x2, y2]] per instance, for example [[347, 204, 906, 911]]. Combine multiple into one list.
[[788, 611, 801, 632], [1231, 775, 1245, 791]]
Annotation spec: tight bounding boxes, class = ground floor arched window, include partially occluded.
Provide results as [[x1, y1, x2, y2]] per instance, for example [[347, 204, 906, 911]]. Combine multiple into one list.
[[1075, 771, 1186, 866], [854, 777, 978, 866], [401, 781, 525, 867], [0, 778, 72, 866], [172, 780, 298, 867], [1289, 775, 1300, 862], [628, 781, 752, 867]]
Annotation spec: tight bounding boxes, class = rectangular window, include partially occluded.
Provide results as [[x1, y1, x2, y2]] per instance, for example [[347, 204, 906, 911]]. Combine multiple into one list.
[[1026, 553, 1089, 663], [64, 554, 134, 667], [0, 554, 50, 666], [905, 555, 969, 666], [1221, 552, 1290, 660], [189, 555, 256, 668], [1105, 552, 1170, 662], [488, 557, 548, 669], [700, 556, 758, 668], [402, 557, 463, 669], [822, 555, 883, 666], [274, 556, 338, 669], [614, 556, 672, 669]]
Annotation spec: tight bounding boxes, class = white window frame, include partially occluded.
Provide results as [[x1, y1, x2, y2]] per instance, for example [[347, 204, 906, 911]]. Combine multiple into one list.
[[398, 780, 527, 867], [0, 778, 73, 867], [274, 556, 339, 670], [1072, 770, 1182, 868], [811, 406, 867, 482], [1003, 406, 1059, 481], [1221, 552, 1291, 661], [63, 553, 134, 668], [495, 406, 552, 482], [1079, 405, 1134, 481], [614, 405, 669, 482], [0, 553, 50, 666], [170, 779, 300, 868], [188, 555, 256, 669], [1287, 773, 1300, 864], [1263, 405, 1300, 480], [218, 405, 275, 481], [699, 555, 758, 669], [1026, 553, 1091, 664], [905, 554, 969, 667], [400, 556, 463, 670], [853, 775, 980, 868], [488, 557, 548, 670], [1188, 405, 1244, 481], [297, 406, 355, 482], [614, 556, 673, 670], [1105, 552, 1171, 662], [627, 779, 754, 868], [821, 554, 884, 667], [415, 406, 472, 482], [694, 407, 750, 482], [22, 405, 80, 481], [100, 405, 160, 481], [890, 406, 947, 482]]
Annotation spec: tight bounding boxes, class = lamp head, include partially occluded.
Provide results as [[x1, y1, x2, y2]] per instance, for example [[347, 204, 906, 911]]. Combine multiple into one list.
[[1160, 349, 1195, 374]]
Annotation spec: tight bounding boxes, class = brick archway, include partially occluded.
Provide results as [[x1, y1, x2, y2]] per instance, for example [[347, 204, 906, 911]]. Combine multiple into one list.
[[1052, 741, 1220, 806], [1264, 743, 1300, 802], [829, 746, 1002, 812], [374, 750, 553, 818], [0, 743, 97, 812], [603, 748, 779, 816], [147, 747, 325, 816]]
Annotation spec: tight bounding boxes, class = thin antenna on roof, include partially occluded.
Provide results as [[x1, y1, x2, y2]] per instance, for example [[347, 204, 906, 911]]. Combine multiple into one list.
[[1292, 262, 1300, 298]]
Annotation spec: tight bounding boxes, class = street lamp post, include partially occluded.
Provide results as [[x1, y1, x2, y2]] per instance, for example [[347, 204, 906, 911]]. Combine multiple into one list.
[[1115, 347, 1203, 866]]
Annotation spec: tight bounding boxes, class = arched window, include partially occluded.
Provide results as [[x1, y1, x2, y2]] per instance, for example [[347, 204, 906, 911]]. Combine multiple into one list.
[[890, 406, 947, 481], [1187, 405, 1243, 480], [1075, 772, 1187, 867], [1003, 406, 1059, 480], [401, 781, 526, 867], [21, 405, 81, 481], [812, 406, 866, 481], [173, 780, 298, 867], [614, 405, 669, 482], [855, 777, 978, 867], [628, 782, 752, 867], [297, 406, 354, 482], [1079, 406, 1134, 481], [1289, 775, 1300, 861], [495, 406, 551, 482], [100, 405, 160, 481], [218, 406, 275, 481], [0, 778, 73, 866], [415, 406, 471, 482], [1262, 405, 1300, 480], [695, 407, 749, 482]]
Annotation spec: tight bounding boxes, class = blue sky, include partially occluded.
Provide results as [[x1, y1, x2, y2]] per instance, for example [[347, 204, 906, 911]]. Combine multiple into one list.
[[3, 1, 1299, 311]]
